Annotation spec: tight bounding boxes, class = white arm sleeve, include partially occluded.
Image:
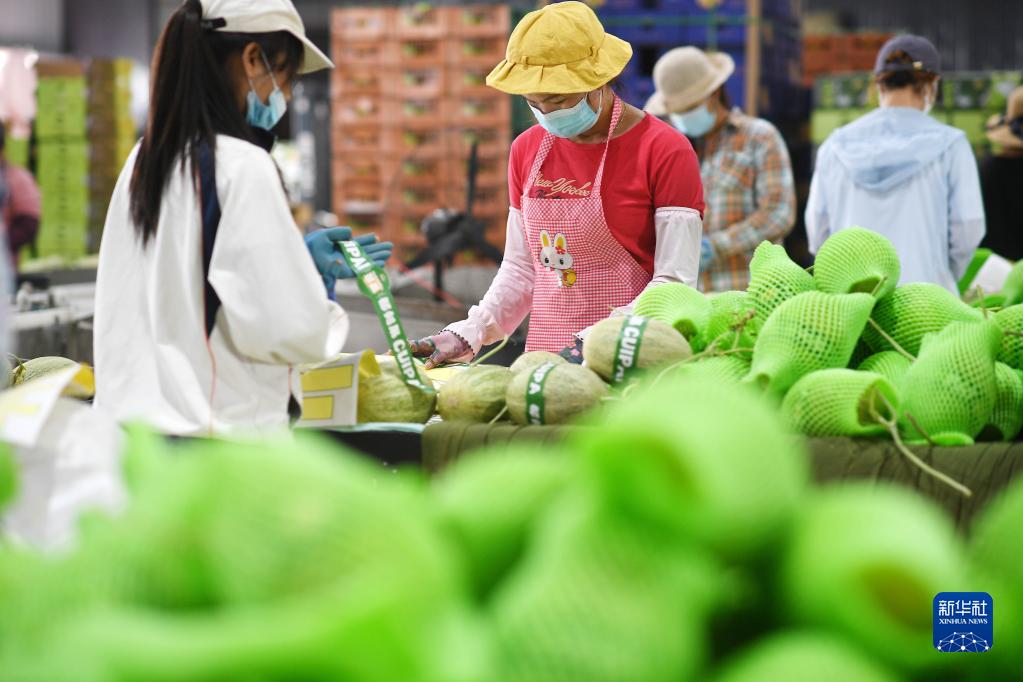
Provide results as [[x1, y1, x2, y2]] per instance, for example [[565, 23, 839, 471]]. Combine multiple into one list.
[[445, 208, 535, 353], [208, 154, 349, 365]]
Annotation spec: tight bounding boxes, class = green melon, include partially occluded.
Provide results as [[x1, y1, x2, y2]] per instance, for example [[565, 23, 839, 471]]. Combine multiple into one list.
[[813, 226, 900, 300], [633, 283, 711, 349], [857, 351, 912, 388], [978, 362, 1023, 442], [508, 351, 566, 376], [10, 356, 78, 387], [970, 478, 1023, 677], [715, 632, 900, 682], [506, 363, 608, 426], [745, 241, 815, 335], [1000, 258, 1023, 306], [357, 357, 436, 423], [705, 291, 755, 351], [572, 372, 808, 558], [993, 304, 1023, 370], [582, 316, 691, 383], [433, 446, 571, 597], [437, 365, 512, 423], [862, 283, 983, 356], [782, 484, 967, 673]]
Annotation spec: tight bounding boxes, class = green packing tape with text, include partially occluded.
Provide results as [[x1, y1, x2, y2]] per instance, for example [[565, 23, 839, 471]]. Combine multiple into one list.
[[612, 315, 650, 385], [339, 240, 435, 396], [525, 361, 558, 425]]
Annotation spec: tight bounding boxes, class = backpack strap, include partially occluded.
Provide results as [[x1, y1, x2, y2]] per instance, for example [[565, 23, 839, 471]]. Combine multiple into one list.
[[197, 141, 222, 338]]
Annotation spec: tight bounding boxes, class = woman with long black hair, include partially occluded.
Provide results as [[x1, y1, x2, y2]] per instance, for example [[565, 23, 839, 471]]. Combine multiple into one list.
[[94, 0, 390, 436]]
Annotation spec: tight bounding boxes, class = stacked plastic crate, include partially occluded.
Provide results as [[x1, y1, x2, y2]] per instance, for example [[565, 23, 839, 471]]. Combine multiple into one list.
[[802, 33, 890, 87], [330, 5, 511, 264], [596, 0, 805, 119], [34, 60, 90, 261], [810, 70, 1023, 156], [87, 58, 137, 252]]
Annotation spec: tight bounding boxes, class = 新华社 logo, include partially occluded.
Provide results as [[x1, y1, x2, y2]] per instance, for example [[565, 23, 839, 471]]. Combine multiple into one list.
[[933, 592, 993, 653]]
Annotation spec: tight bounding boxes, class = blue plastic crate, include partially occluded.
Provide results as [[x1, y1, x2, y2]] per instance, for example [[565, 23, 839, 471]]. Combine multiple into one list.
[[610, 21, 687, 47]]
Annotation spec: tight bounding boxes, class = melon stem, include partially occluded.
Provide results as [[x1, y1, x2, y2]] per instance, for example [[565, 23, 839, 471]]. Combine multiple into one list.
[[869, 395, 972, 498], [470, 336, 510, 368], [866, 318, 916, 362]]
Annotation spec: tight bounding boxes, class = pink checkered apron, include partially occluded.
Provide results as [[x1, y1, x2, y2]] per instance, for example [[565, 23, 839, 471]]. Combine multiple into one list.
[[522, 97, 652, 352]]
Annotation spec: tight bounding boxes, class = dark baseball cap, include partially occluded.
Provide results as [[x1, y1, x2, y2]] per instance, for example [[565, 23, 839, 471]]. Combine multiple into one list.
[[874, 35, 941, 76]]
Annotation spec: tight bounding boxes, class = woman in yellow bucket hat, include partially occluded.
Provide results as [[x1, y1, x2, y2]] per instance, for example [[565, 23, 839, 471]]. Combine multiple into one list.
[[412, 1, 706, 365]]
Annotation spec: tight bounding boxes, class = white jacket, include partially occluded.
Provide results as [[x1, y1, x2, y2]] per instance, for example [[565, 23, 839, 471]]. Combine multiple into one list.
[[94, 136, 348, 436]]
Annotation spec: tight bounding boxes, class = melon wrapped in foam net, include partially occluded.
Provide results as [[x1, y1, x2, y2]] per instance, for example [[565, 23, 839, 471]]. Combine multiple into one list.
[[492, 507, 715, 682], [813, 227, 901, 300], [857, 351, 913, 388], [571, 372, 808, 558], [861, 283, 983, 356], [979, 363, 1023, 442], [705, 291, 755, 350], [672, 354, 751, 384], [634, 283, 711, 350], [782, 369, 900, 438], [746, 292, 876, 397], [899, 321, 1002, 445], [745, 242, 814, 335], [993, 304, 1023, 371], [1000, 259, 1023, 307]]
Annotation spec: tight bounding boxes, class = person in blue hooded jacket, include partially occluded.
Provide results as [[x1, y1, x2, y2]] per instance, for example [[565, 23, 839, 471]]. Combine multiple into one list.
[[805, 35, 985, 293]]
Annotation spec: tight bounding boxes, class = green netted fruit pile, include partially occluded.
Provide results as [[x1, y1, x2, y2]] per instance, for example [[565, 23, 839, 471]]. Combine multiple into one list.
[[1, 371, 1012, 680]]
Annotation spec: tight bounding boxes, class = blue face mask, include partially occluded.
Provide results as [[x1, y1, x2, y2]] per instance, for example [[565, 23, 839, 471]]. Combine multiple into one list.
[[670, 104, 717, 138], [246, 51, 287, 131], [529, 90, 602, 139]]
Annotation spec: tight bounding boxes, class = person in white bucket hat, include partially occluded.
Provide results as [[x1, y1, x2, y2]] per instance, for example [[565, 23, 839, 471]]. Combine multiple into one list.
[[93, 0, 392, 436], [646, 46, 796, 292]]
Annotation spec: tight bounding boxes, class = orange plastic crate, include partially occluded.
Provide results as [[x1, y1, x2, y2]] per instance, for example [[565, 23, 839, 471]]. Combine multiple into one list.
[[395, 5, 451, 40], [332, 68, 386, 97], [397, 39, 447, 68], [448, 95, 511, 128], [384, 96, 447, 129], [332, 124, 384, 157], [447, 37, 506, 66], [451, 5, 511, 38], [382, 126, 447, 159], [332, 40, 399, 66], [450, 126, 512, 158], [449, 65, 495, 97], [332, 158, 385, 184], [332, 95, 385, 125], [331, 8, 394, 41], [449, 153, 508, 186], [387, 66, 448, 99]]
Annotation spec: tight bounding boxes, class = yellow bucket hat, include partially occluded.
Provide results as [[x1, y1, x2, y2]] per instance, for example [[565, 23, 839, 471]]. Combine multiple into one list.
[[486, 1, 633, 95]]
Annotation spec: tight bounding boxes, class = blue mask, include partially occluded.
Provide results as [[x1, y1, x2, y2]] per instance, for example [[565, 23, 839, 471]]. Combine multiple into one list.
[[670, 104, 717, 138], [246, 51, 287, 131], [529, 90, 602, 139]]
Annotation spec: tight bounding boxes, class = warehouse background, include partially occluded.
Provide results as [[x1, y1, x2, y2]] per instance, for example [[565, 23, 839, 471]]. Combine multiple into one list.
[[1, 0, 1021, 357], [3, 0, 1021, 214]]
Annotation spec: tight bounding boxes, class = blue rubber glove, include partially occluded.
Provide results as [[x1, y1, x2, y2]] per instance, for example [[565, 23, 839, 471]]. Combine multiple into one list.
[[700, 237, 714, 270], [305, 228, 393, 299]]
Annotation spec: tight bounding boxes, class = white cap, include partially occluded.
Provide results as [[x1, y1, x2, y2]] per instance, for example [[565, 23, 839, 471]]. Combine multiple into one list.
[[200, 0, 334, 74]]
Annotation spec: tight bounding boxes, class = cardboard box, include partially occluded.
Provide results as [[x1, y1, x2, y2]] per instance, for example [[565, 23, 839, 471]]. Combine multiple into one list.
[[36, 59, 86, 78]]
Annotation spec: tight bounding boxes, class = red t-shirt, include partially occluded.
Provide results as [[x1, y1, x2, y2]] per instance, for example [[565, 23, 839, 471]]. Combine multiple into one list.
[[509, 112, 705, 275]]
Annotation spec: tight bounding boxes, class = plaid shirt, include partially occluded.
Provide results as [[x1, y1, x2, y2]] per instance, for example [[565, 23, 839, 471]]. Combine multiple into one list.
[[695, 110, 796, 292]]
